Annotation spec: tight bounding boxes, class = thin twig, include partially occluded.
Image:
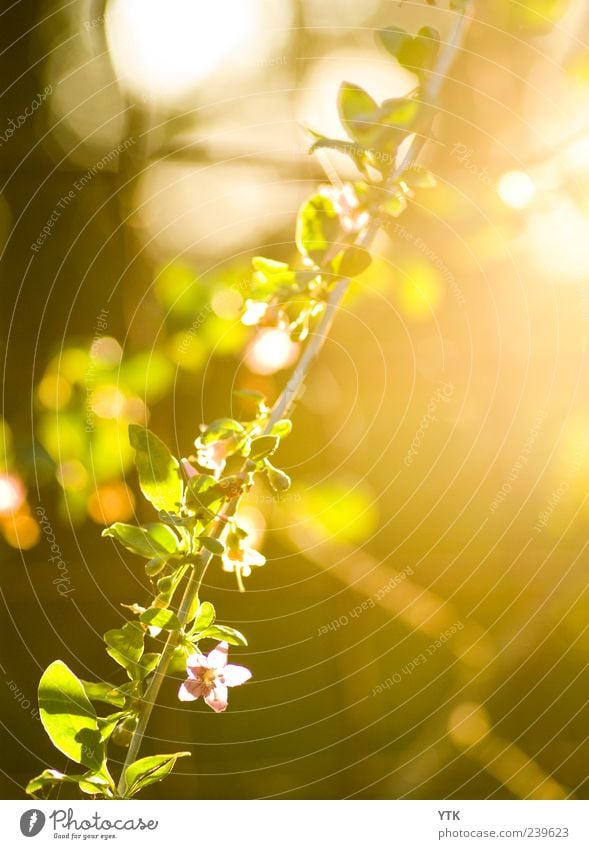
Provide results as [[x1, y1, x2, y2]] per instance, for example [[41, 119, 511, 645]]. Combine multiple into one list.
[[117, 3, 473, 796]]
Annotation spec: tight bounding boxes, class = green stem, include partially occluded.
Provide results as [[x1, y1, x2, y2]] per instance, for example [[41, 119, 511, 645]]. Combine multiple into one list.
[[116, 553, 211, 796], [116, 1, 472, 796]]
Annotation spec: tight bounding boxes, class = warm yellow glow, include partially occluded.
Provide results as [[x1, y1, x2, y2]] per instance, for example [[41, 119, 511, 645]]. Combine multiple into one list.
[[0, 474, 25, 516], [398, 263, 443, 321], [56, 460, 89, 492], [91, 385, 126, 419], [37, 375, 72, 411], [88, 483, 135, 524], [123, 396, 149, 424], [3, 513, 40, 550], [497, 170, 536, 209], [92, 336, 123, 368], [245, 329, 299, 375], [106, 0, 259, 104], [563, 135, 589, 172], [527, 198, 589, 281], [212, 288, 243, 320], [448, 702, 491, 747], [169, 332, 206, 372], [236, 505, 266, 549]]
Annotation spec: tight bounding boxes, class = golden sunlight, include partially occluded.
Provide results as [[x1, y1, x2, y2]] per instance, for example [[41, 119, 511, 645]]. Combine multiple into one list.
[[106, 0, 260, 103]]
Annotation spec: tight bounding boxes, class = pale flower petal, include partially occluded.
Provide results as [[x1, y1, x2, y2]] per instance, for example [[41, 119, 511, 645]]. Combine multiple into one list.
[[178, 679, 207, 701], [205, 683, 228, 712], [186, 652, 209, 673], [181, 458, 199, 479], [242, 300, 268, 326], [207, 641, 229, 669], [244, 547, 265, 568], [221, 664, 252, 687]]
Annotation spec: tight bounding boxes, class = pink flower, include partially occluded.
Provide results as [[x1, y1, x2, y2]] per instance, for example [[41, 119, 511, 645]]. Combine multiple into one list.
[[178, 641, 251, 712], [181, 458, 199, 479], [194, 437, 235, 477], [319, 184, 370, 235]]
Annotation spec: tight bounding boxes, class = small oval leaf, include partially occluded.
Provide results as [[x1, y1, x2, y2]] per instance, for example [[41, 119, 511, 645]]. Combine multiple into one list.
[[123, 752, 191, 798], [38, 661, 104, 772], [199, 536, 225, 555]]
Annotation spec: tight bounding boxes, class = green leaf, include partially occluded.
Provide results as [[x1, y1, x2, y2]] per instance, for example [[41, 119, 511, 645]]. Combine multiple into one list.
[[337, 82, 379, 146], [140, 607, 181, 631], [158, 510, 194, 527], [402, 165, 437, 188], [185, 473, 223, 512], [26, 769, 111, 798], [77, 774, 113, 796], [377, 26, 440, 78], [102, 522, 180, 558], [249, 434, 279, 461], [136, 652, 161, 680], [296, 194, 340, 264], [233, 388, 267, 409], [251, 257, 296, 297], [265, 462, 291, 492], [383, 191, 408, 218], [80, 680, 126, 708], [378, 97, 420, 132], [128, 425, 183, 513], [168, 644, 191, 674], [270, 419, 292, 438], [97, 712, 127, 742], [376, 26, 410, 59], [200, 417, 246, 444], [199, 624, 248, 646], [191, 601, 216, 633], [104, 622, 144, 674], [110, 715, 137, 747], [199, 535, 225, 555], [333, 246, 372, 278], [308, 132, 369, 176], [123, 752, 190, 799], [145, 555, 169, 577], [38, 661, 105, 771]]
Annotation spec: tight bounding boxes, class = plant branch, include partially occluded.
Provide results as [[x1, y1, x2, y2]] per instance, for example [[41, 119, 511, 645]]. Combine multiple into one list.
[[116, 555, 210, 796], [116, 1, 473, 793]]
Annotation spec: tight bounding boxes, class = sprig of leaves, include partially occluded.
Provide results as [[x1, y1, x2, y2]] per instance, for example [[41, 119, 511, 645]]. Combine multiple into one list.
[[29, 4, 471, 800]]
